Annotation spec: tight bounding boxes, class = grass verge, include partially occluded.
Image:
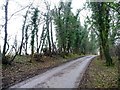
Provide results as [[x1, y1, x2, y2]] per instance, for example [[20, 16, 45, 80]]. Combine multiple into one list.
[[78, 57, 118, 88]]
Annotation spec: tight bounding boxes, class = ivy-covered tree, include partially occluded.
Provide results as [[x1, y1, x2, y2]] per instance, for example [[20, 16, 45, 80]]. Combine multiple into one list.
[[53, 1, 95, 55], [25, 25, 29, 55], [88, 2, 114, 66], [30, 7, 39, 55]]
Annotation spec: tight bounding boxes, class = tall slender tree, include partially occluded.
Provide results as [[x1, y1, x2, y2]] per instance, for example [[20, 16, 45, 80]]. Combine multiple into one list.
[[30, 7, 39, 55], [25, 25, 29, 55], [2, 0, 9, 64], [19, 5, 32, 55], [45, 12, 51, 53]]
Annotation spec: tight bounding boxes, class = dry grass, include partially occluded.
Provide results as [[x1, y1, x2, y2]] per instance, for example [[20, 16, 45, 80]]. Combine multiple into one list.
[[79, 57, 118, 88]]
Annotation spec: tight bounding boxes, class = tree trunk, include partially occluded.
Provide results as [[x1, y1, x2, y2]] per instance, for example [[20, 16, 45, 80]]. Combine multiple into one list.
[[40, 26, 48, 54], [37, 25, 45, 53], [36, 28, 39, 53], [50, 18, 54, 53], [102, 42, 113, 66], [2, 0, 8, 64], [99, 44, 103, 60], [19, 5, 32, 55], [31, 28, 35, 55], [19, 11, 28, 55], [98, 2, 113, 66], [19, 30, 24, 55], [46, 13, 51, 53], [25, 25, 29, 55]]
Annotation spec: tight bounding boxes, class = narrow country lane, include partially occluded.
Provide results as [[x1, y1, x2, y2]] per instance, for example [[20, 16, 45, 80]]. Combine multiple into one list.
[[10, 55, 96, 88]]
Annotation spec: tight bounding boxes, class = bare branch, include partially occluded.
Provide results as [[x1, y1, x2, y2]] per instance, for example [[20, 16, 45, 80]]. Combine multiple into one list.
[[5, 42, 9, 54], [8, 4, 31, 21], [0, 0, 35, 31]]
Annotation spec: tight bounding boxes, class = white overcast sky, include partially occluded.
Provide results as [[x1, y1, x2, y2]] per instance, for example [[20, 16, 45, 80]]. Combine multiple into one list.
[[0, 0, 90, 54]]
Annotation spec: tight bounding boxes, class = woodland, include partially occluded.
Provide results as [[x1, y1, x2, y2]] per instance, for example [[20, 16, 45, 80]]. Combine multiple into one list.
[[0, 0, 120, 88]]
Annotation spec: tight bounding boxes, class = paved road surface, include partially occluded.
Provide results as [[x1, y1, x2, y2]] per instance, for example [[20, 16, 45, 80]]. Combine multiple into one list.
[[10, 55, 96, 88]]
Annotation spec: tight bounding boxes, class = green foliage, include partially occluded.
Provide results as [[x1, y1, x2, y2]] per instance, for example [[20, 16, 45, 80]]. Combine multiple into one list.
[[53, 1, 94, 54], [30, 7, 39, 55], [87, 2, 118, 66]]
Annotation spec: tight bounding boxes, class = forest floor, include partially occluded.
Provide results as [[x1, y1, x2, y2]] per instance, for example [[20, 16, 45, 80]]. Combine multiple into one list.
[[78, 57, 118, 89], [2, 53, 82, 89]]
